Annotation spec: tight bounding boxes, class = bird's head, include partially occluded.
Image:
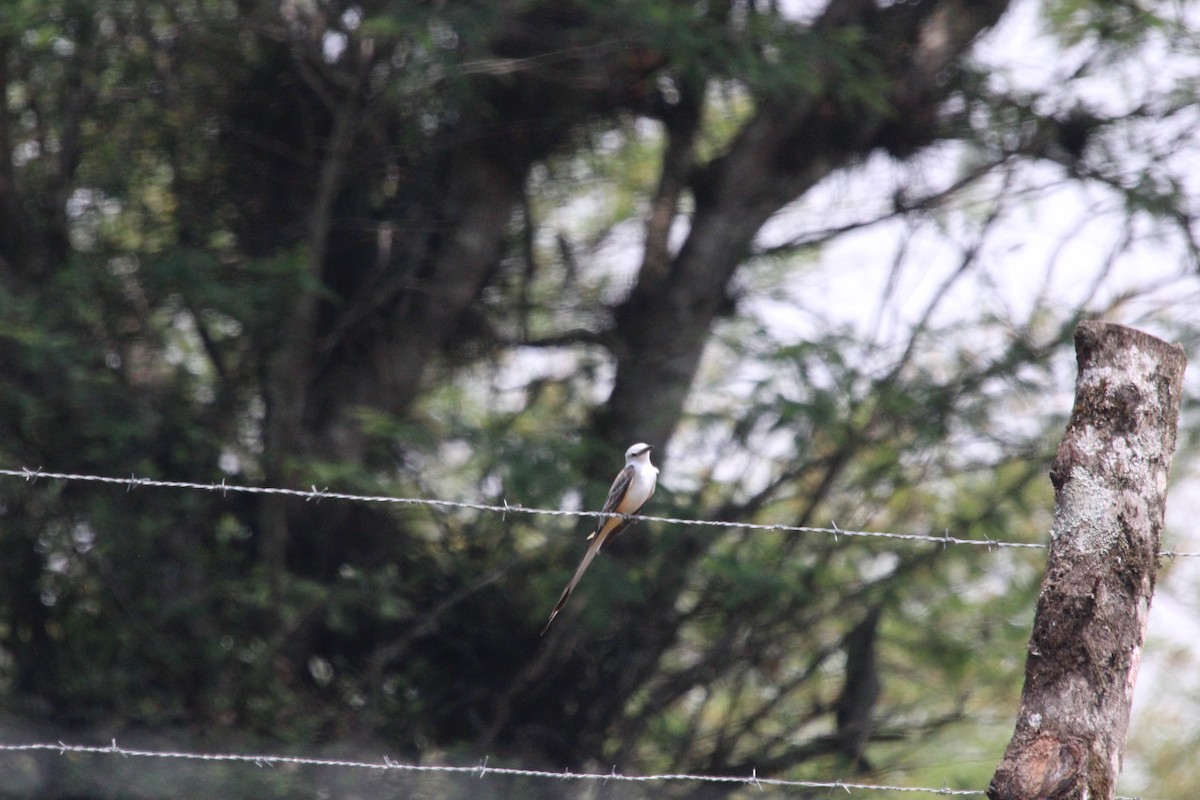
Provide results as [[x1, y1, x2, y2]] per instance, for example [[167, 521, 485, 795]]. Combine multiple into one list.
[[625, 443, 654, 462]]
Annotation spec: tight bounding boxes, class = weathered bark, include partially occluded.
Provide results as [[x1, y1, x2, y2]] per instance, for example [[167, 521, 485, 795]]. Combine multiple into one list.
[[988, 321, 1186, 800]]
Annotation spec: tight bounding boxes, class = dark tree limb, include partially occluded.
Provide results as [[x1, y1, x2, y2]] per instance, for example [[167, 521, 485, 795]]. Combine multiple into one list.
[[595, 0, 1013, 454], [259, 79, 365, 597], [988, 321, 1186, 800], [836, 604, 883, 772]]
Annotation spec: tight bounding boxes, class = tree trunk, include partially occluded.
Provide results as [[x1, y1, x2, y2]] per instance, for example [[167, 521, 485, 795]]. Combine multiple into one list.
[[987, 321, 1186, 800]]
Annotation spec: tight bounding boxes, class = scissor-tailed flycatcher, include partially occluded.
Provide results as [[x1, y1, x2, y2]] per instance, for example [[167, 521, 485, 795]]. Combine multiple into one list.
[[541, 443, 658, 635]]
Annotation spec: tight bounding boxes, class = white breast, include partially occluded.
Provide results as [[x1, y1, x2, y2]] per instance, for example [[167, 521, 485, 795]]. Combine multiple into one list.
[[625, 461, 658, 509]]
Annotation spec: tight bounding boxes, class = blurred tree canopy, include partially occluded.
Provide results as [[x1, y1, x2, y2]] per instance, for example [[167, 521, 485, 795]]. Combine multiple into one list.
[[1, 0, 1198, 797]]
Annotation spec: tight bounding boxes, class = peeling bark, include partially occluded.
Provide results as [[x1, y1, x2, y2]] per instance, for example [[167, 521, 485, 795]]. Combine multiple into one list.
[[988, 321, 1186, 800]]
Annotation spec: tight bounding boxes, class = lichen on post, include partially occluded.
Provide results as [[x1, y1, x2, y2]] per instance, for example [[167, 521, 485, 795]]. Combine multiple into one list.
[[988, 321, 1187, 800]]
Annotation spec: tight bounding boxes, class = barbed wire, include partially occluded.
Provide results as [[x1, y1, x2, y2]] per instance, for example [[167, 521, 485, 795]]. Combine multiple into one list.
[[0, 466, 1041, 550], [0, 466, 1176, 800], [0, 741, 987, 795], [0, 466, 1196, 558], [0, 741, 1155, 799]]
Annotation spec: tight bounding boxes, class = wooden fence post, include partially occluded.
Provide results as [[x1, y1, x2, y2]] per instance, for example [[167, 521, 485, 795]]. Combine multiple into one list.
[[987, 321, 1186, 800]]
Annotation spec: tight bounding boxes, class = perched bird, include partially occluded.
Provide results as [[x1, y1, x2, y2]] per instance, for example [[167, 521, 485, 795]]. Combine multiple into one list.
[[541, 443, 658, 635]]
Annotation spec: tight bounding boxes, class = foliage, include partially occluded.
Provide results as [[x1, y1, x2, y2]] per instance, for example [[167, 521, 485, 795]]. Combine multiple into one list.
[[1, 0, 1198, 797]]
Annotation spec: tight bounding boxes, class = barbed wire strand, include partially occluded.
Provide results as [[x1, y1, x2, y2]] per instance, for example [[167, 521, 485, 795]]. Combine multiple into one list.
[[0, 469, 1169, 800], [1, 466, 1195, 559], [0, 741, 986, 795], [0, 742, 1154, 799]]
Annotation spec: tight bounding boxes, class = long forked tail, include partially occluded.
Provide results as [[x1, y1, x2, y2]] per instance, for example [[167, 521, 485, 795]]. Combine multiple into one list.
[[540, 536, 604, 636]]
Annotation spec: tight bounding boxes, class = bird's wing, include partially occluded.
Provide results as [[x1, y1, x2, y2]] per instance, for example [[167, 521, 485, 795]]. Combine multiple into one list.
[[587, 465, 635, 541], [601, 480, 654, 546]]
